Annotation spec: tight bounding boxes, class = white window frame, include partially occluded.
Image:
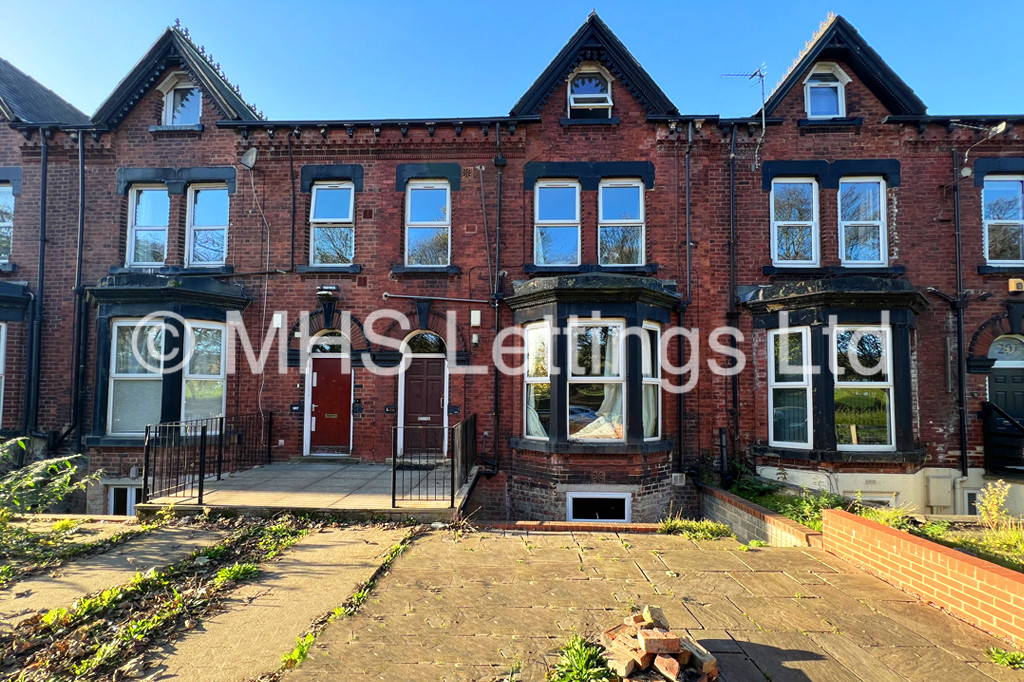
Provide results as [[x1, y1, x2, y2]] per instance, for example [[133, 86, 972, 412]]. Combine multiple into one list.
[[598, 179, 645, 266], [108, 485, 142, 516], [838, 177, 887, 266], [404, 180, 451, 267], [185, 183, 229, 267], [0, 184, 13, 263], [523, 322, 551, 441], [566, 491, 632, 523], [642, 322, 661, 441], [108, 319, 164, 436], [803, 62, 850, 119], [309, 181, 356, 266], [834, 325, 895, 452], [127, 185, 168, 267], [0, 324, 6, 429], [534, 180, 581, 266], [768, 327, 813, 449], [181, 322, 226, 423], [158, 72, 202, 126], [770, 178, 819, 266], [567, 318, 626, 443], [568, 70, 613, 118], [982, 176, 1024, 265]]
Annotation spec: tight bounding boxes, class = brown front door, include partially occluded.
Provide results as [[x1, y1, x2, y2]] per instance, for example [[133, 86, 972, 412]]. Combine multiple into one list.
[[402, 357, 445, 454], [309, 356, 352, 451]]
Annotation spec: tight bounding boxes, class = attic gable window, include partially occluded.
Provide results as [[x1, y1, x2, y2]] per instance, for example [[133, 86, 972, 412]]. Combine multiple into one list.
[[803, 62, 851, 119], [158, 72, 202, 126], [568, 71, 612, 119]]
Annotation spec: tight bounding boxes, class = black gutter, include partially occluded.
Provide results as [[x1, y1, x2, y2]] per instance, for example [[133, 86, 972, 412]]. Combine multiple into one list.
[[726, 124, 739, 483], [952, 149, 969, 478], [216, 115, 542, 130], [883, 115, 1024, 126], [26, 129, 48, 437]]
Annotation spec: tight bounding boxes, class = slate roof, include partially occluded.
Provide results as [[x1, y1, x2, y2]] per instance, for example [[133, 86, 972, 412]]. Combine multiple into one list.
[[0, 56, 90, 126], [761, 14, 926, 117], [510, 12, 679, 119], [93, 26, 261, 127]]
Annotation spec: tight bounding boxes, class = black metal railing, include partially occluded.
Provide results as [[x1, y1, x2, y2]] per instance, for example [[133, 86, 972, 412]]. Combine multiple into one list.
[[142, 412, 273, 505], [981, 401, 1024, 473], [391, 415, 476, 508]]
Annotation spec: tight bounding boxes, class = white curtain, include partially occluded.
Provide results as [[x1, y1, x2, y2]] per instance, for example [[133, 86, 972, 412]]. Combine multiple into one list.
[[575, 328, 623, 439]]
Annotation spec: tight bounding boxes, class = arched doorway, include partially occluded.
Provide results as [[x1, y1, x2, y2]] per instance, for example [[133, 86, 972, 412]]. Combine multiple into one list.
[[988, 335, 1024, 420], [304, 330, 353, 455], [398, 331, 447, 455]]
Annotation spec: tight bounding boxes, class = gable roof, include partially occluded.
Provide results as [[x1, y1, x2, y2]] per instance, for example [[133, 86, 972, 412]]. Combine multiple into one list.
[[761, 14, 926, 117], [93, 26, 261, 127], [0, 57, 90, 126], [510, 12, 679, 119]]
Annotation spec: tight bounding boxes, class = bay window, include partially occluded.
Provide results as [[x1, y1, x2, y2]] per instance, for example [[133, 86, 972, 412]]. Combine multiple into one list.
[[641, 323, 660, 440], [771, 178, 818, 265], [839, 178, 886, 265], [534, 181, 580, 266], [524, 323, 551, 439], [768, 327, 812, 448], [834, 326, 894, 450], [568, 321, 624, 441], [109, 319, 164, 435], [598, 180, 644, 265], [182, 324, 226, 422]]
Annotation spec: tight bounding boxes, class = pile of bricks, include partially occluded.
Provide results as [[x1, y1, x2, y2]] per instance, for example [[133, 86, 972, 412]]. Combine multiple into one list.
[[601, 606, 718, 681]]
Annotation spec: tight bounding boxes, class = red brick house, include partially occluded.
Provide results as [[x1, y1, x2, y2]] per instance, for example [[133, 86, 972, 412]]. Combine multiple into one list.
[[1, 14, 1022, 519]]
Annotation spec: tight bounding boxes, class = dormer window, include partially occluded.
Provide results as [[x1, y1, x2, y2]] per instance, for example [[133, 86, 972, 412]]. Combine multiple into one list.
[[803, 62, 850, 119], [568, 71, 612, 119], [157, 72, 201, 126]]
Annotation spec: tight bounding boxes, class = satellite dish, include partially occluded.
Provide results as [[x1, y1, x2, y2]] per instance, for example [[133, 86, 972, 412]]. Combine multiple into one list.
[[240, 147, 258, 170]]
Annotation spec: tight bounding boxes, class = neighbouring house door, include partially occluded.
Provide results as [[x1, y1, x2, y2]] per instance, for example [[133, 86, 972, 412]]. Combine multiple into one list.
[[402, 357, 446, 454], [309, 356, 352, 452], [990, 367, 1024, 420]]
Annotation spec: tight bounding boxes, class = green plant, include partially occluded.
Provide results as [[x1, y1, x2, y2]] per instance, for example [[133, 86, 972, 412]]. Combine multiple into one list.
[[0, 443, 99, 514], [987, 646, 1024, 669], [548, 633, 614, 682], [282, 633, 315, 669], [213, 562, 260, 588], [732, 465, 781, 498], [50, 518, 81, 533], [658, 516, 733, 540], [919, 520, 950, 540], [978, 480, 1011, 532], [855, 499, 915, 531], [748, 539, 768, 548]]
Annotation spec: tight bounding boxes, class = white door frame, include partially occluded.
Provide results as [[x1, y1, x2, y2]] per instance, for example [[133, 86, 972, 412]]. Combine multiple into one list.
[[303, 353, 354, 456], [396, 352, 449, 456]]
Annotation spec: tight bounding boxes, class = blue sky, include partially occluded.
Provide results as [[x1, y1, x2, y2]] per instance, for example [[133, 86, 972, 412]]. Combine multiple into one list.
[[4, 0, 1021, 120]]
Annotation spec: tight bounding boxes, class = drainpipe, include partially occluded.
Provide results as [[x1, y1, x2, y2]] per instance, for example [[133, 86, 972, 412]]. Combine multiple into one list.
[[726, 125, 739, 481], [287, 133, 297, 272], [27, 128, 49, 437], [952, 148, 970, 483], [484, 124, 506, 475], [676, 122, 694, 475]]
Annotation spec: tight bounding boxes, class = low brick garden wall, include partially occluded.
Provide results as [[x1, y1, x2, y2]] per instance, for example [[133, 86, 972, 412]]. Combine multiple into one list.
[[822, 509, 1024, 645], [701, 486, 822, 547]]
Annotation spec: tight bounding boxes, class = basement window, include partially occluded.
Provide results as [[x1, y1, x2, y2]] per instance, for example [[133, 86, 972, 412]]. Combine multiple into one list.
[[566, 492, 631, 523], [109, 485, 141, 516]]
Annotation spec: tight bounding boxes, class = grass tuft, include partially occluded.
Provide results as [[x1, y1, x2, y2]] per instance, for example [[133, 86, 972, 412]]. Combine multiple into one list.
[[658, 515, 733, 540], [212, 562, 260, 588], [987, 646, 1024, 669], [549, 633, 614, 682]]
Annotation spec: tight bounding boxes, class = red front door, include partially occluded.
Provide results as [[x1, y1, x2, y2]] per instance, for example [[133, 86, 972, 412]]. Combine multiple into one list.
[[403, 357, 445, 453], [309, 356, 352, 451]]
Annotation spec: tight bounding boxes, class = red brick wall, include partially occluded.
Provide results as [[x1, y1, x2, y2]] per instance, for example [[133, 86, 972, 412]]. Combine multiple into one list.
[[702, 486, 823, 547], [823, 509, 1024, 645]]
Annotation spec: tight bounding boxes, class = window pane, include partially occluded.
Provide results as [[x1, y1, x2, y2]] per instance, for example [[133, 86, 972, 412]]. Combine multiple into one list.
[[171, 87, 201, 125], [537, 186, 577, 221], [183, 379, 225, 421], [773, 332, 805, 383], [110, 379, 162, 433], [773, 183, 813, 221], [192, 188, 228, 226], [313, 186, 353, 221], [407, 227, 449, 265], [406, 331, 445, 354], [0, 186, 13, 223], [526, 328, 548, 378], [840, 182, 881, 221], [843, 224, 881, 261], [313, 226, 354, 264], [188, 327, 223, 376], [835, 329, 888, 382], [115, 324, 163, 374], [569, 383, 623, 439], [601, 185, 641, 221], [408, 187, 448, 223], [776, 225, 813, 261], [809, 86, 840, 116], [772, 388, 808, 444], [525, 383, 550, 438], [835, 387, 891, 446], [599, 226, 642, 265], [571, 325, 620, 377], [190, 228, 225, 263], [0, 227, 10, 262], [642, 328, 658, 378], [988, 223, 1024, 261], [535, 226, 579, 265], [643, 383, 659, 438], [988, 336, 1024, 362], [133, 229, 166, 263], [984, 181, 1023, 220], [571, 74, 609, 96], [134, 190, 169, 227]]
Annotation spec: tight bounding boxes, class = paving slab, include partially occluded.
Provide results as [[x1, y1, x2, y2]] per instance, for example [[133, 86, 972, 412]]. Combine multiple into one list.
[[148, 525, 406, 681], [0, 526, 227, 627]]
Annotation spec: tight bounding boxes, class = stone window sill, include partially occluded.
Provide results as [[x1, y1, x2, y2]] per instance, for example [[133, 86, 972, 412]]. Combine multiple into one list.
[[390, 264, 461, 276], [0, 262, 17, 273], [109, 265, 235, 276], [752, 443, 925, 464], [85, 436, 147, 448], [524, 263, 659, 275], [797, 117, 863, 128], [978, 265, 1024, 275], [509, 436, 673, 456], [296, 264, 363, 274], [763, 265, 905, 277], [149, 124, 204, 133], [559, 117, 620, 126]]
